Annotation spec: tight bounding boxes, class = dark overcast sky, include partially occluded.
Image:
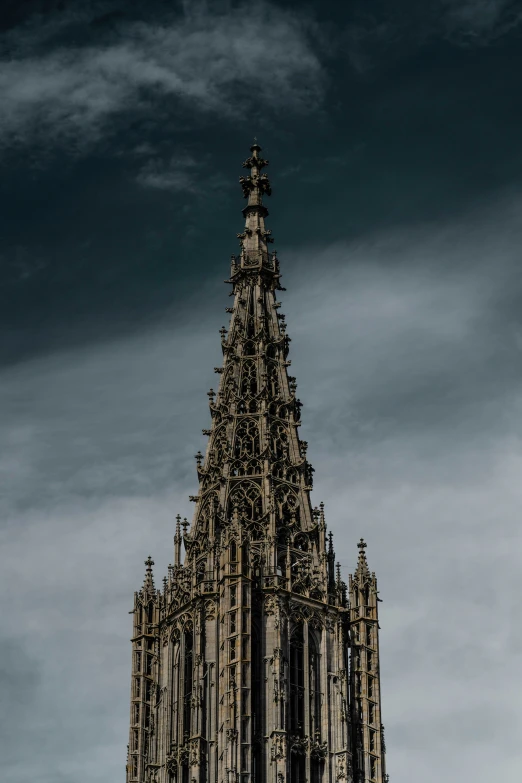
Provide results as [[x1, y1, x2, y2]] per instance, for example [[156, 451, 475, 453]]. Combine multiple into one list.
[[1, 1, 522, 782]]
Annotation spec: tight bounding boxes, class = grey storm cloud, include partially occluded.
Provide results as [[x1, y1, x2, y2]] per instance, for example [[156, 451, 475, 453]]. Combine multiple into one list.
[[0, 2, 324, 153], [1, 191, 522, 781]]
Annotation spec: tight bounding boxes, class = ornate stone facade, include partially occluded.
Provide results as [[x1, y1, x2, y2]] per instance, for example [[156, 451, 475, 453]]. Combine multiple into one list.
[[125, 143, 388, 783]]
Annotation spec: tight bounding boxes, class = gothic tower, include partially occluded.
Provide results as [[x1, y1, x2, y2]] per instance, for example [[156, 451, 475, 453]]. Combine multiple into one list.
[[126, 143, 387, 783]]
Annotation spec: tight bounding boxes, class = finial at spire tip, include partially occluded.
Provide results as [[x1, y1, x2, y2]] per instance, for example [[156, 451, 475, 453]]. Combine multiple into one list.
[[357, 538, 367, 551]]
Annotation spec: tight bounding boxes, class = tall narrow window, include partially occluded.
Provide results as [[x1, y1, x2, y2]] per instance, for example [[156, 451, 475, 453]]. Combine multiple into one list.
[[230, 612, 237, 634], [290, 625, 305, 734], [366, 624, 372, 646], [309, 633, 321, 738], [183, 630, 193, 737], [252, 623, 262, 783], [368, 677, 374, 698], [230, 585, 237, 607]]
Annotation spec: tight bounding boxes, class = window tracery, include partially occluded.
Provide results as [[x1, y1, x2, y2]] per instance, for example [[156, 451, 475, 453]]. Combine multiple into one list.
[[270, 421, 289, 459], [233, 419, 260, 459], [275, 485, 299, 526], [230, 458, 261, 477], [228, 481, 263, 522], [212, 425, 229, 466], [267, 361, 280, 396]]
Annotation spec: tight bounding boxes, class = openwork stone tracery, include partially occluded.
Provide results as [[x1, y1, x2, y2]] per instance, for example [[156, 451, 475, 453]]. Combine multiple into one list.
[[126, 143, 387, 783]]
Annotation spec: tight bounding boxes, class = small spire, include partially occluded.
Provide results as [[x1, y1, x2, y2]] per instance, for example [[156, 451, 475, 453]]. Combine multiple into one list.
[[174, 514, 182, 566], [328, 530, 334, 555], [142, 555, 155, 592], [355, 538, 371, 579]]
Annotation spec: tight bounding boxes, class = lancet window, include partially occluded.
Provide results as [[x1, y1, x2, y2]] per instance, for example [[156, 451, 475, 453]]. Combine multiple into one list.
[[270, 421, 289, 459], [309, 632, 321, 739], [233, 419, 260, 459], [275, 485, 299, 526], [243, 340, 256, 356], [289, 625, 305, 734], [228, 482, 263, 523], [241, 359, 258, 397], [182, 629, 193, 740], [267, 361, 280, 397]]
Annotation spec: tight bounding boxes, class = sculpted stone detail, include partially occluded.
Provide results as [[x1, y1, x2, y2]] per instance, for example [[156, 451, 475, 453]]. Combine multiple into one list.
[[271, 734, 286, 760], [336, 754, 347, 780], [125, 143, 388, 783]]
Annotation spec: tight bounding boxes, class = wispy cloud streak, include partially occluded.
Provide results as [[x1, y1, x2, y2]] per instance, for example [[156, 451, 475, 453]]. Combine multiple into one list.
[[0, 3, 324, 152]]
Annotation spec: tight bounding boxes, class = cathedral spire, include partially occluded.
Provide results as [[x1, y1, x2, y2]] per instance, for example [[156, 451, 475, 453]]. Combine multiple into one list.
[[126, 142, 388, 783]]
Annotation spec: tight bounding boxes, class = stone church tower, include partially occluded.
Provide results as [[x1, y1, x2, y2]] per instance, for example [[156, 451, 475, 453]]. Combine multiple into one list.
[[126, 143, 388, 783]]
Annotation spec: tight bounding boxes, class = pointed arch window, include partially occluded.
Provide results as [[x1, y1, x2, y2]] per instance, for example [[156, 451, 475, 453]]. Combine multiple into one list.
[[234, 419, 260, 459], [228, 482, 263, 523], [275, 485, 299, 527], [241, 359, 258, 397], [267, 361, 280, 397], [270, 421, 288, 459]]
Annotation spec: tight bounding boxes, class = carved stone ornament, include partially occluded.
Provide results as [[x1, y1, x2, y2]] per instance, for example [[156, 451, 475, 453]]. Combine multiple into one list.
[[311, 739, 328, 760], [271, 734, 286, 760], [289, 735, 309, 756]]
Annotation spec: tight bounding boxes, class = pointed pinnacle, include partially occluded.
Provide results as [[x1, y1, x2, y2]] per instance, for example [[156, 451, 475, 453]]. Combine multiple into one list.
[[143, 555, 155, 591], [355, 538, 371, 578]]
